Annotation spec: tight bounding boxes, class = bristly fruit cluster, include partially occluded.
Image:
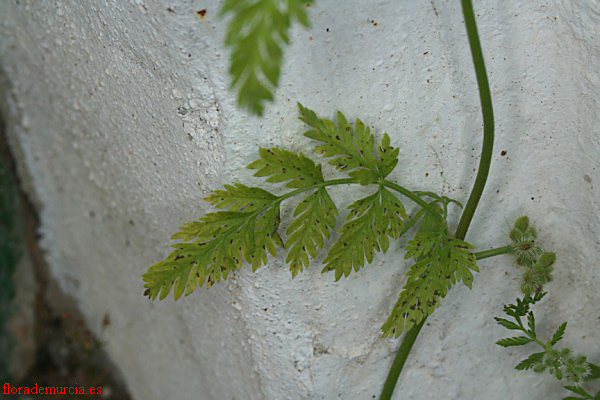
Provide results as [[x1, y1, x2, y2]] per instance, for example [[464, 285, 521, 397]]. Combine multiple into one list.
[[509, 216, 555, 295], [143, 104, 479, 337]]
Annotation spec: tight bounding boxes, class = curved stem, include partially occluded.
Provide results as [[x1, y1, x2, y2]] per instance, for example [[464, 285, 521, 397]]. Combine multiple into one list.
[[454, 0, 495, 241], [380, 0, 495, 398]]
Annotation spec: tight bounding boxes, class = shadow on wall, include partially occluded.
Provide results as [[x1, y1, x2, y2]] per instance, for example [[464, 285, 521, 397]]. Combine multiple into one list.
[[0, 72, 132, 399]]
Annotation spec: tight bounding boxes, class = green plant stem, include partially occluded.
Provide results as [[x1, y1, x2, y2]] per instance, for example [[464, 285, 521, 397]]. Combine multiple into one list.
[[380, 1, 495, 398], [383, 180, 443, 223], [474, 245, 512, 260], [275, 178, 356, 204], [274, 178, 442, 222], [454, 0, 495, 241], [379, 320, 425, 400]]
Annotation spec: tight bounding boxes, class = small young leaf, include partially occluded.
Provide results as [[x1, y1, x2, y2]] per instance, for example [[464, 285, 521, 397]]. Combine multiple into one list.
[[564, 385, 593, 398], [377, 133, 400, 177], [532, 291, 547, 303], [564, 386, 590, 396], [551, 322, 568, 345], [515, 352, 545, 370], [495, 317, 522, 331], [496, 336, 535, 347], [527, 311, 536, 337]]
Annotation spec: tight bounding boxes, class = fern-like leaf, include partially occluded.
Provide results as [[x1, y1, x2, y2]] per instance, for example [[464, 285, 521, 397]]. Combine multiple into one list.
[[143, 185, 283, 300], [247, 147, 325, 188], [298, 103, 399, 185], [221, 0, 312, 115], [322, 187, 408, 280], [286, 187, 337, 277], [381, 213, 479, 337]]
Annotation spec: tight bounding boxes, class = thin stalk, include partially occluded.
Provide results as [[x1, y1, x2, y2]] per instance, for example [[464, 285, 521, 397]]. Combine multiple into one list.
[[474, 245, 512, 260], [380, 0, 495, 398], [379, 320, 425, 400], [275, 178, 356, 204], [383, 180, 443, 223], [276, 178, 442, 222]]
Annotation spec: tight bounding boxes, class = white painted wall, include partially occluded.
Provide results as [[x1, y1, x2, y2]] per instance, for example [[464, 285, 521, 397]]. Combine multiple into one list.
[[1, 1, 599, 399]]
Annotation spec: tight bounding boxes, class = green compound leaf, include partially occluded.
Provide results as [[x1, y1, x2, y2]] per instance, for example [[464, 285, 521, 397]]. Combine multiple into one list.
[[247, 147, 325, 188], [381, 214, 479, 337], [298, 103, 400, 185], [286, 187, 337, 277], [221, 0, 312, 116], [322, 187, 408, 280], [143, 187, 283, 300], [496, 336, 535, 347]]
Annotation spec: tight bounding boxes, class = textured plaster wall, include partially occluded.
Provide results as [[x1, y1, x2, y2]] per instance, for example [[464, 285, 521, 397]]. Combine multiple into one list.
[[1, 1, 599, 399]]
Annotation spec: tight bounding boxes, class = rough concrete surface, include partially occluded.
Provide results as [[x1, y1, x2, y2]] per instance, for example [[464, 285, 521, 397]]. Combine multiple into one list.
[[1, 1, 599, 399]]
